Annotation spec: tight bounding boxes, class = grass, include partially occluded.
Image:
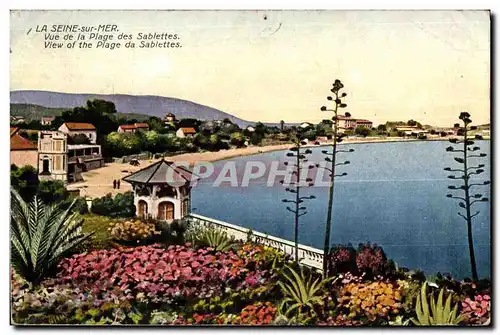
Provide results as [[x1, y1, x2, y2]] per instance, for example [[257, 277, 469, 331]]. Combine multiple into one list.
[[80, 214, 114, 250]]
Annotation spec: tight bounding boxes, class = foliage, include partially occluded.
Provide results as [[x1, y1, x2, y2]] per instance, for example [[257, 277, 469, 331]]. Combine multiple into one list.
[[232, 302, 277, 325], [411, 282, 464, 326], [71, 197, 89, 215], [37, 180, 68, 204], [326, 243, 395, 279], [281, 135, 315, 261], [230, 132, 245, 147], [461, 295, 490, 325], [278, 266, 335, 320], [10, 164, 39, 201], [10, 188, 93, 285], [196, 227, 236, 252], [337, 281, 403, 323], [354, 126, 371, 137], [445, 112, 490, 281], [108, 219, 161, 243], [319, 78, 354, 273], [91, 192, 135, 218]]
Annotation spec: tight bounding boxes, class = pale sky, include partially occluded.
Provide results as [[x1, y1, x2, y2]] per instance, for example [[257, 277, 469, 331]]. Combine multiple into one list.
[[10, 10, 490, 126]]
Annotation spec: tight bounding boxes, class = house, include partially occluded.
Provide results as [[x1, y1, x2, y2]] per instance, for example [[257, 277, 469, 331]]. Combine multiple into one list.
[[10, 115, 26, 124], [335, 115, 358, 130], [41, 116, 56, 126], [10, 127, 38, 167], [176, 127, 197, 138], [59, 122, 97, 144], [117, 123, 150, 133], [300, 122, 314, 129], [246, 126, 256, 132], [38, 131, 104, 183], [355, 119, 373, 129]]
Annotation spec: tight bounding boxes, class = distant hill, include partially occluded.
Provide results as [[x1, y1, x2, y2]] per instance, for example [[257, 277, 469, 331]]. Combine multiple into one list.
[[10, 103, 151, 122], [10, 90, 254, 127]]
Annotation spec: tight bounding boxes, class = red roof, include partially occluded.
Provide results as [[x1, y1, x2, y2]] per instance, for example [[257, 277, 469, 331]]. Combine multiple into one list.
[[11, 134, 37, 150], [356, 119, 373, 123], [134, 123, 149, 129], [10, 127, 19, 137], [119, 124, 137, 130], [179, 127, 196, 134], [62, 122, 96, 130]]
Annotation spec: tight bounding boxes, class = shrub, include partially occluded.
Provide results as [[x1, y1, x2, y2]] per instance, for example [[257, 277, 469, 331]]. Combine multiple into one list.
[[278, 266, 336, 321], [411, 282, 464, 326], [461, 295, 490, 325], [337, 281, 403, 323], [326, 243, 395, 279], [232, 302, 277, 325], [91, 192, 135, 218], [108, 219, 160, 243], [10, 188, 93, 285], [356, 243, 394, 278], [326, 245, 357, 276]]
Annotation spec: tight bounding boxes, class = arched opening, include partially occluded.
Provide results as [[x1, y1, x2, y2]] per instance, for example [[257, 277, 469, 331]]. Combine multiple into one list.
[[42, 157, 50, 174], [138, 200, 148, 218], [158, 201, 174, 221]]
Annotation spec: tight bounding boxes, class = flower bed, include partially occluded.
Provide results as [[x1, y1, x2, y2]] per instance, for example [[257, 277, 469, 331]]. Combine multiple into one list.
[[11, 242, 491, 326]]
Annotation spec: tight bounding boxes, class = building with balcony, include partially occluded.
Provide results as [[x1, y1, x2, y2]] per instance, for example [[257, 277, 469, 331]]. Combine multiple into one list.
[[37, 130, 104, 183]]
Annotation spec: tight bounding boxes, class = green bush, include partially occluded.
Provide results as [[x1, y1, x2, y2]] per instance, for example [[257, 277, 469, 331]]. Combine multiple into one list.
[[10, 188, 93, 285], [91, 192, 135, 218]]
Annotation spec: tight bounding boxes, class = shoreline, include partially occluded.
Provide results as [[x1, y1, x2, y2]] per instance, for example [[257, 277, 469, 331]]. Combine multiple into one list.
[[68, 136, 488, 198]]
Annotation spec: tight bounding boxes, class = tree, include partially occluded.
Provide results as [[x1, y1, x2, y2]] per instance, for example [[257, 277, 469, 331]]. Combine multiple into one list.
[[61, 99, 118, 140], [377, 124, 387, 132], [445, 112, 489, 281], [11, 165, 39, 201], [37, 180, 68, 204], [10, 188, 93, 285], [281, 135, 315, 262], [68, 133, 91, 145], [319, 79, 355, 274], [230, 132, 245, 147], [280, 120, 285, 132], [354, 126, 371, 137]]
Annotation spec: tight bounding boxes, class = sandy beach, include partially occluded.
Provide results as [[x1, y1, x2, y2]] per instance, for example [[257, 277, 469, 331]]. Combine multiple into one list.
[[67, 136, 451, 199], [67, 143, 294, 198]]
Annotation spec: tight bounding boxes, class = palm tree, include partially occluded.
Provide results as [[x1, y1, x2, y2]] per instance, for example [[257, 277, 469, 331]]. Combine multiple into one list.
[[10, 188, 93, 285], [280, 120, 285, 132]]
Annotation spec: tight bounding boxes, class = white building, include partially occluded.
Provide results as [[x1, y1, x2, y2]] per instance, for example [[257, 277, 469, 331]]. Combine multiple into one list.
[[176, 127, 197, 138], [58, 122, 97, 144], [122, 160, 199, 221]]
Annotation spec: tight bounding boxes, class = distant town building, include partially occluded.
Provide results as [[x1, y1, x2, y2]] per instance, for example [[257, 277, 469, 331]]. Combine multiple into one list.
[[336, 115, 357, 130], [246, 126, 256, 132], [10, 127, 38, 167], [176, 127, 197, 138], [59, 122, 97, 144], [355, 119, 373, 129], [122, 159, 197, 221], [300, 122, 314, 129], [10, 115, 26, 124], [117, 123, 150, 133], [40, 116, 56, 126]]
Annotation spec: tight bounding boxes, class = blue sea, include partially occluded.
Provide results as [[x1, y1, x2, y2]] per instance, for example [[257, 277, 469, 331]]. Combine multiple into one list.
[[191, 141, 491, 279]]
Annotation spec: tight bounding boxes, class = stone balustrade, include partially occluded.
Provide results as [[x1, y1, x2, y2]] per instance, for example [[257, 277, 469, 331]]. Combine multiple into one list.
[[187, 213, 324, 271]]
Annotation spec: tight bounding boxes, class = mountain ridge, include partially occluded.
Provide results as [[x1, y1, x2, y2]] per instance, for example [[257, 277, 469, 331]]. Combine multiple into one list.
[[10, 90, 256, 127]]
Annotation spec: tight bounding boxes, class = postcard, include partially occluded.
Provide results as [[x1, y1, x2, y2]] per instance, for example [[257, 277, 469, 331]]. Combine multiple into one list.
[[10, 10, 491, 326]]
